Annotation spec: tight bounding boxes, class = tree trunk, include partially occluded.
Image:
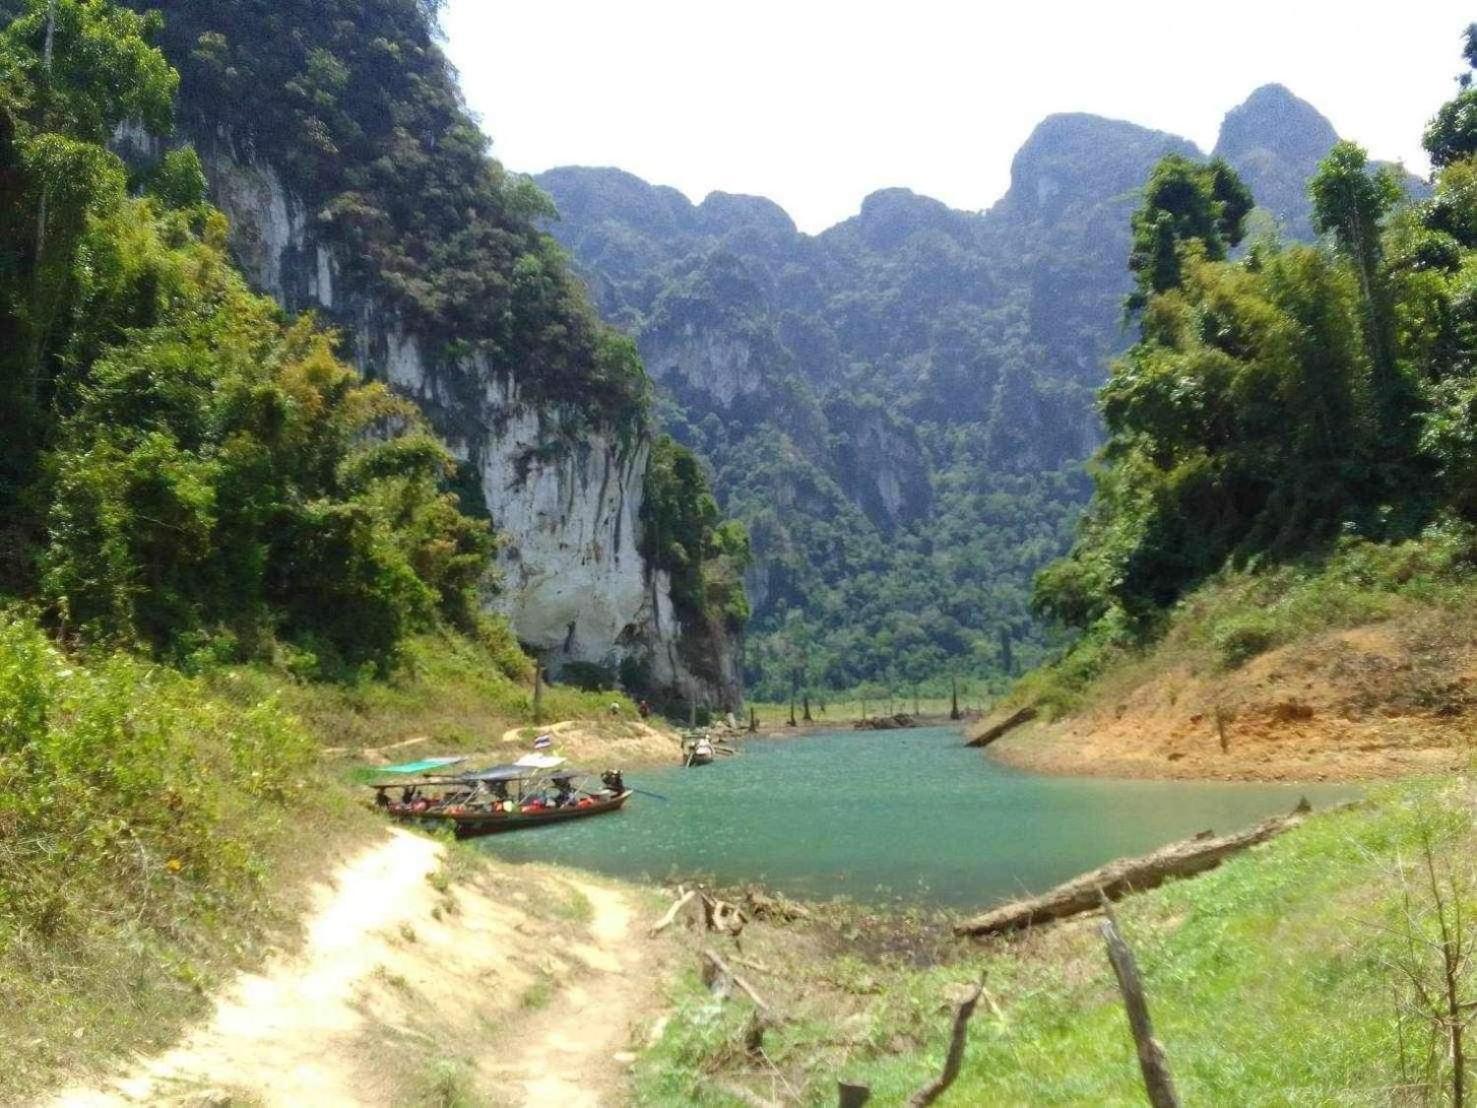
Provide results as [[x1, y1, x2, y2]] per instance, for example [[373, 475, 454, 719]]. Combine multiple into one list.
[[1102, 912, 1180, 1108], [964, 706, 1036, 748], [955, 812, 1307, 936], [950, 677, 961, 722]]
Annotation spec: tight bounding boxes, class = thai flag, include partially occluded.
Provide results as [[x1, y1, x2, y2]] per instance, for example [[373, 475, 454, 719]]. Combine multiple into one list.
[[533, 735, 553, 750]]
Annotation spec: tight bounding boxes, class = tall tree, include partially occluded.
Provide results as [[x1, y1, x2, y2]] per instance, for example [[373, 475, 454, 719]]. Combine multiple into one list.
[[1308, 141, 1407, 445], [1126, 156, 1253, 316]]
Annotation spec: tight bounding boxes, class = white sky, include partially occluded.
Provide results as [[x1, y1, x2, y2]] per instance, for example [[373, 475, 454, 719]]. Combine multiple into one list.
[[442, 0, 1473, 234]]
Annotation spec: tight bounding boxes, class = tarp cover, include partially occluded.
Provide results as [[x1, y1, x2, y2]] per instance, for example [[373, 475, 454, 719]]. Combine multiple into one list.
[[514, 753, 567, 770], [378, 756, 466, 775]]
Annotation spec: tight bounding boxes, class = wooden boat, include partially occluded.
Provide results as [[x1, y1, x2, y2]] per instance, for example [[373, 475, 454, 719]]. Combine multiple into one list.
[[441, 789, 633, 838], [371, 760, 631, 838]]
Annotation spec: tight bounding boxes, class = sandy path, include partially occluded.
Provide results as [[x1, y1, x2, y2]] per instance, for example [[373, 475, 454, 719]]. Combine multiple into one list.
[[47, 831, 668, 1107], [484, 881, 658, 1107]]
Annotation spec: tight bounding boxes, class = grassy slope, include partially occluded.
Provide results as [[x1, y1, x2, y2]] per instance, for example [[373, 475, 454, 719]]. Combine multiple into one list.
[[1009, 531, 1477, 722], [637, 780, 1468, 1105], [0, 618, 643, 1103]]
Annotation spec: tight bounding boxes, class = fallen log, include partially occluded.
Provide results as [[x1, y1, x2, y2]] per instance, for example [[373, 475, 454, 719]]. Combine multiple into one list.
[[964, 706, 1036, 748], [954, 812, 1304, 937]]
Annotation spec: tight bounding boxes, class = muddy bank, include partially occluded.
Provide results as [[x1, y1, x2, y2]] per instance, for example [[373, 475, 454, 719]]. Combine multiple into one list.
[[980, 617, 1476, 783]]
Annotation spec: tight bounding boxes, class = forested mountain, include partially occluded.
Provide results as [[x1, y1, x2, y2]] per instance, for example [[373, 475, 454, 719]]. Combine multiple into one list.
[[95, 0, 750, 710], [538, 84, 1396, 698], [0, 0, 747, 713]]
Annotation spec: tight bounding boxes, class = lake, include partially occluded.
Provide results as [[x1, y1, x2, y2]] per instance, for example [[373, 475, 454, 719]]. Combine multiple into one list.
[[474, 726, 1355, 910]]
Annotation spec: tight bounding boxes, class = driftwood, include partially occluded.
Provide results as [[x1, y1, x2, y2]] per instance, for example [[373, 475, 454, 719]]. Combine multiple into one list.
[[651, 886, 749, 937], [954, 812, 1304, 937], [854, 714, 916, 731], [836, 978, 984, 1108], [1102, 909, 1181, 1107], [650, 888, 698, 935], [702, 947, 775, 1059], [906, 978, 985, 1107], [964, 706, 1037, 748], [744, 888, 812, 923], [704, 894, 748, 937], [702, 948, 771, 1013]]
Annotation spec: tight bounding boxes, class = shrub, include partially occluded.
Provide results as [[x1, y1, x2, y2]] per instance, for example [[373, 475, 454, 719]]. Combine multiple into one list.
[[0, 613, 312, 943], [1212, 612, 1280, 669]]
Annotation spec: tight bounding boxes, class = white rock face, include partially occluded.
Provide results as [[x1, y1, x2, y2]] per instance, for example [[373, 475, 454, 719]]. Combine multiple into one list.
[[190, 141, 740, 707], [643, 327, 763, 409]]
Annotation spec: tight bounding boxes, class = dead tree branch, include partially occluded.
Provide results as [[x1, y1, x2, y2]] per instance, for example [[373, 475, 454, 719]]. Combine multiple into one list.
[[906, 977, 986, 1107]]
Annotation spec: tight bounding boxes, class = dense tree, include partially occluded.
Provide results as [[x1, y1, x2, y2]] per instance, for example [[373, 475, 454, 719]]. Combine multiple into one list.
[[116, 0, 650, 424], [1424, 25, 1477, 167], [0, 0, 495, 674], [1034, 35, 1477, 640], [1126, 156, 1254, 314]]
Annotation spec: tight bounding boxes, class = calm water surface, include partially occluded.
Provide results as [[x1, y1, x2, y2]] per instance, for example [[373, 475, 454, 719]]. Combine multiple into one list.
[[475, 726, 1354, 910]]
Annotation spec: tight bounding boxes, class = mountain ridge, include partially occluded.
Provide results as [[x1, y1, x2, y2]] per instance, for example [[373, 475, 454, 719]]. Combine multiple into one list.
[[534, 84, 1405, 697]]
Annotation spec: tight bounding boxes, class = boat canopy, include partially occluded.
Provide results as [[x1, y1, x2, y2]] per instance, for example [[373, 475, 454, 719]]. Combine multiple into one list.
[[514, 753, 567, 770], [377, 756, 466, 775], [456, 764, 530, 783]]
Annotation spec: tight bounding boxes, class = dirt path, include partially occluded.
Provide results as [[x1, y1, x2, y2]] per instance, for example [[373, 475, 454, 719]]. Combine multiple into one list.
[[48, 830, 671, 1107], [484, 881, 657, 1107]]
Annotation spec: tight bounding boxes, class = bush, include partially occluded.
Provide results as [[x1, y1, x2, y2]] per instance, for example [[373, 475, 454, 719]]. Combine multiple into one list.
[[559, 660, 617, 693], [1212, 612, 1280, 669], [0, 613, 312, 943]]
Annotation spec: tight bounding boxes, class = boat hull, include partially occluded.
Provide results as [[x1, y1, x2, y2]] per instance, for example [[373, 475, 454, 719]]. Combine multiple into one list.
[[408, 791, 633, 839]]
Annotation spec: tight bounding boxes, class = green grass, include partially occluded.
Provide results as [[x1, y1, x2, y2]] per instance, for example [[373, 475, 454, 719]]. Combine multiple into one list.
[[635, 778, 1474, 1105], [0, 612, 628, 1101], [211, 628, 640, 759]]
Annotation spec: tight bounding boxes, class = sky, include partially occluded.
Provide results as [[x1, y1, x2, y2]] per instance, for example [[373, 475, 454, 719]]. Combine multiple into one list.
[[441, 0, 1474, 234]]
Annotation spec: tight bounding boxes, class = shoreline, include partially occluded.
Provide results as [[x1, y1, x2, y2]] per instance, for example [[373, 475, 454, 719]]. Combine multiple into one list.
[[980, 717, 1468, 784]]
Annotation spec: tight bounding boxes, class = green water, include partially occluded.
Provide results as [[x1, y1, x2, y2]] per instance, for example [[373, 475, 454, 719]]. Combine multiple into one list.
[[475, 727, 1355, 910]]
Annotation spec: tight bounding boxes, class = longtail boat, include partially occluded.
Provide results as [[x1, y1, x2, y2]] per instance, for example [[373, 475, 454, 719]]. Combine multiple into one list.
[[370, 756, 631, 839]]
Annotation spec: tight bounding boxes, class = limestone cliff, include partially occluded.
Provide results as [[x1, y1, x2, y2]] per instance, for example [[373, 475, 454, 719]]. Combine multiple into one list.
[[146, 130, 741, 710]]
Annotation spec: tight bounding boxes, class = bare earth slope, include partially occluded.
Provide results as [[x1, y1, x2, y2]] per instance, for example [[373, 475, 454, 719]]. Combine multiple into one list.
[[49, 829, 672, 1107], [987, 611, 1477, 781]]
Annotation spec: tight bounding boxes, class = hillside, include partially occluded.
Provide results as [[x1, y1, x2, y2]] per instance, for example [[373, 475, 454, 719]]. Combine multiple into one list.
[[986, 536, 1477, 781], [114, 0, 749, 714], [536, 85, 1387, 699]]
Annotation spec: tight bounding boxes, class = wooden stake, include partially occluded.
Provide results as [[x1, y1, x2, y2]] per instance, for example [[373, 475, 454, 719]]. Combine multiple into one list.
[[1101, 909, 1180, 1108], [906, 978, 985, 1107], [532, 660, 544, 725]]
